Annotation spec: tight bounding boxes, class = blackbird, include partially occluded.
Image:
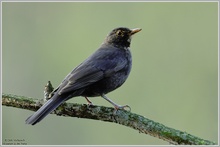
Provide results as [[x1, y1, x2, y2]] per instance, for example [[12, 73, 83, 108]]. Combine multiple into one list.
[[26, 27, 141, 125]]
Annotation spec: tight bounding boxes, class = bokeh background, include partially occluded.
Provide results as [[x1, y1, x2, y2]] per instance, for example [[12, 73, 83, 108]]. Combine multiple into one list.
[[2, 2, 218, 145]]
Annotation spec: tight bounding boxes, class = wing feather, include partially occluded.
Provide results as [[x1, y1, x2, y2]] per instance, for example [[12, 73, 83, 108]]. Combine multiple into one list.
[[57, 45, 128, 95]]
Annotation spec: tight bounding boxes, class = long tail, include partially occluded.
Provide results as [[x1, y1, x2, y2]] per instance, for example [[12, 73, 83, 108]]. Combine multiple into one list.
[[25, 94, 68, 125]]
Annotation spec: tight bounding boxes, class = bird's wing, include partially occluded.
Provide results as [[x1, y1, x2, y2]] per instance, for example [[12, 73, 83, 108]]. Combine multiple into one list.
[[57, 66, 104, 95], [57, 47, 128, 95]]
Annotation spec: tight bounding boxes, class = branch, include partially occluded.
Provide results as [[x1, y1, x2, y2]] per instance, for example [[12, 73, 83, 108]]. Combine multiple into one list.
[[2, 93, 216, 145]]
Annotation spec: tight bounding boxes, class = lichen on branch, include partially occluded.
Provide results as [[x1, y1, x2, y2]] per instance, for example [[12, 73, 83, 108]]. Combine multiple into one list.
[[2, 93, 216, 145]]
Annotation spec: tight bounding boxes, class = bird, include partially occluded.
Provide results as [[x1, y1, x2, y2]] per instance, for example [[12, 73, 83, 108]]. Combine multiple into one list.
[[25, 27, 142, 125]]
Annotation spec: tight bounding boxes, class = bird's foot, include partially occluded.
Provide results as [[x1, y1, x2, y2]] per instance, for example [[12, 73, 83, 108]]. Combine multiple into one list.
[[101, 94, 131, 113], [84, 97, 94, 107], [87, 102, 94, 107], [114, 104, 131, 112], [113, 104, 131, 115]]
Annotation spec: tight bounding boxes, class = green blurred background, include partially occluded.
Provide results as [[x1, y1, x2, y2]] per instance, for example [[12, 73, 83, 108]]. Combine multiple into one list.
[[2, 2, 218, 145]]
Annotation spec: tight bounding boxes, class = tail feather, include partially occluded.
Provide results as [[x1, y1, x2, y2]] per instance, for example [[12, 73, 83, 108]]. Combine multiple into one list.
[[25, 94, 67, 125]]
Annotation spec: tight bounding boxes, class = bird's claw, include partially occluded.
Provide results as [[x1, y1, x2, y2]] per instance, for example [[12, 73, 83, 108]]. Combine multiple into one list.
[[88, 102, 94, 106], [85, 101, 94, 109], [114, 104, 131, 113], [84, 97, 94, 108]]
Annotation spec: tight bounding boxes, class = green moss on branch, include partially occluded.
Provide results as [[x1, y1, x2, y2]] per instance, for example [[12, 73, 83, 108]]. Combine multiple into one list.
[[2, 93, 216, 145]]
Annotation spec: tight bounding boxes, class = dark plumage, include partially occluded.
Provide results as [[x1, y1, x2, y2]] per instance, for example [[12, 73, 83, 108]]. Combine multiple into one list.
[[26, 27, 141, 125]]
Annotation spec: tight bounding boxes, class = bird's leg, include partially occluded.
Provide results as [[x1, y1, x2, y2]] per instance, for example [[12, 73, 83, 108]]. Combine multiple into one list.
[[101, 94, 131, 111], [84, 97, 94, 106]]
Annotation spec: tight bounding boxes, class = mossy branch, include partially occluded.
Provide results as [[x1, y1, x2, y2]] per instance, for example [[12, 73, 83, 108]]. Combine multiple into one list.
[[2, 93, 216, 145]]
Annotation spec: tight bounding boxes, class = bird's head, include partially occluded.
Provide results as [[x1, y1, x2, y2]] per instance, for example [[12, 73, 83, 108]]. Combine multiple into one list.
[[105, 27, 142, 48]]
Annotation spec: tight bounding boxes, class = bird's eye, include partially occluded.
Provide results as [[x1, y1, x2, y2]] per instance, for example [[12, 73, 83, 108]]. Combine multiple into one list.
[[116, 30, 123, 36]]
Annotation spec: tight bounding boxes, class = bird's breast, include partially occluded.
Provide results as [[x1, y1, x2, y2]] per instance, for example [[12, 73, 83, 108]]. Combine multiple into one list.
[[82, 48, 132, 97]]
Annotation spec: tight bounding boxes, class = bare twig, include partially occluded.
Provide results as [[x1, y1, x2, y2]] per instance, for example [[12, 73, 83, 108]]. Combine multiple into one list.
[[2, 93, 216, 145]]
